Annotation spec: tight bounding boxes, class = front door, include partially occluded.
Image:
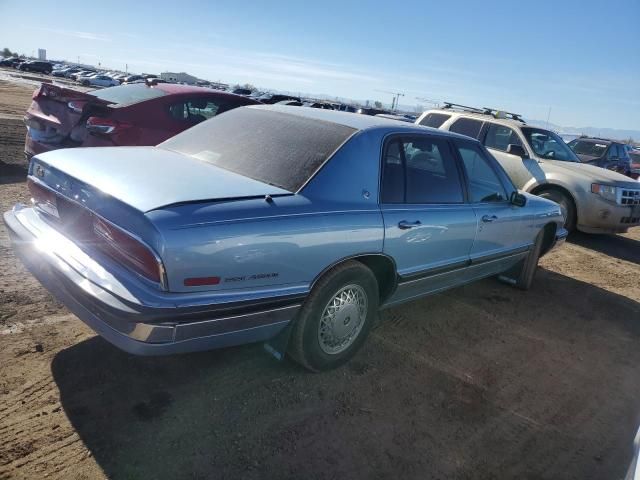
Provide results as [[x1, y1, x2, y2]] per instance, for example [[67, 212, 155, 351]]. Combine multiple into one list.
[[482, 122, 544, 189], [380, 135, 476, 306], [452, 139, 530, 281]]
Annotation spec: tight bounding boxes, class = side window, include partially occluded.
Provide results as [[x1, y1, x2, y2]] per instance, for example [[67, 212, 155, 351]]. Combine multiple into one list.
[[455, 142, 508, 203], [168, 99, 224, 124], [484, 123, 522, 152], [381, 140, 404, 203], [381, 136, 464, 204], [619, 145, 630, 160], [449, 118, 483, 139], [419, 113, 451, 128]]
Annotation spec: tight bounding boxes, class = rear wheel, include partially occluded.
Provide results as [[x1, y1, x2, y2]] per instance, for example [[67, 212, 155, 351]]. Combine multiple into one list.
[[538, 189, 576, 232], [288, 261, 379, 372]]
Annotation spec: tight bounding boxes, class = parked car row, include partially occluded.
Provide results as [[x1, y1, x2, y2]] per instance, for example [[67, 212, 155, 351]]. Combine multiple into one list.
[[0, 57, 53, 74]]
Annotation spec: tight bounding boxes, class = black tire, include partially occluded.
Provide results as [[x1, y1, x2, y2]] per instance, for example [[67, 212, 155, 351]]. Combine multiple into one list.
[[288, 261, 379, 372], [538, 189, 576, 232], [514, 230, 544, 290]]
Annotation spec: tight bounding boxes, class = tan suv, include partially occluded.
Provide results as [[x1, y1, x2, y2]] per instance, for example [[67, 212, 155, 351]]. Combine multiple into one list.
[[417, 104, 640, 234]]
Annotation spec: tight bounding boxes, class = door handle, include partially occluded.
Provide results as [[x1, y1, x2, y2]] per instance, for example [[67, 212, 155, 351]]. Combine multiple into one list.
[[481, 215, 498, 223], [398, 220, 421, 230]]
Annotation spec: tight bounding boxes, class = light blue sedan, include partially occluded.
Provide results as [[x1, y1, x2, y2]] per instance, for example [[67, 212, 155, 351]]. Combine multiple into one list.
[[4, 105, 567, 371]]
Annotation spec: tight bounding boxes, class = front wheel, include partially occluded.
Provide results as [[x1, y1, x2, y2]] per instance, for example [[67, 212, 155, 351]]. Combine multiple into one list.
[[538, 189, 576, 232], [288, 261, 379, 372]]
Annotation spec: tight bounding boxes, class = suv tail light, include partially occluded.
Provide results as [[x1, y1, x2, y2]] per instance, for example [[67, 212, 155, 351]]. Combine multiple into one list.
[[93, 217, 164, 285], [86, 117, 130, 135]]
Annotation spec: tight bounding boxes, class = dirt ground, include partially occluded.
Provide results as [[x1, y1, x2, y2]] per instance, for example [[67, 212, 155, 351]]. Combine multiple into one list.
[[0, 78, 639, 480]]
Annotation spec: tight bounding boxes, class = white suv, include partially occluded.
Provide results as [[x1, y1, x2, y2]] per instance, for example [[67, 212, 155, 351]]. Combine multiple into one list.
[[417, 104, 640, 234]]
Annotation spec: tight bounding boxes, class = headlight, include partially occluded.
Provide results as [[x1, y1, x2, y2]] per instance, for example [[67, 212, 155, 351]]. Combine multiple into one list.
[[591, 184, 618, 202]]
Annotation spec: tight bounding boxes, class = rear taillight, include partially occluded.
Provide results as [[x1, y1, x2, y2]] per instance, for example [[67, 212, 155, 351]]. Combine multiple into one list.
[[27, 177, 58, 217], [68, 101, 86, 113], [28, 178, 165, 286], [86, 117, 130, 135], [93, 217, 164, 284]]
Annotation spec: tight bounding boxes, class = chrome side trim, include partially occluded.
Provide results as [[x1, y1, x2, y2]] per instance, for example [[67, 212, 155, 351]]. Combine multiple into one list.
[[174, 304, 300, 342]]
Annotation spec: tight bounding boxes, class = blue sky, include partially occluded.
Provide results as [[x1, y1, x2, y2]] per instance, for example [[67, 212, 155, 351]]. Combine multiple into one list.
[[1, 0, 638, 130]]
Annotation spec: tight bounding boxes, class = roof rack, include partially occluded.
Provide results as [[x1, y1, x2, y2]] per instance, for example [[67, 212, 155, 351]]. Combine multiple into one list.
[[441, 102, 526, 123], [442, 102, 485, 113]]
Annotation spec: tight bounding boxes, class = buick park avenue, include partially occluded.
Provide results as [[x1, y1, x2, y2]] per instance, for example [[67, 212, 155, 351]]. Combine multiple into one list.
[[4, 106, 567, 371]]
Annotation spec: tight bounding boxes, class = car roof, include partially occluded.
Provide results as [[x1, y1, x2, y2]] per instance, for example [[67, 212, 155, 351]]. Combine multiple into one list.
[[425, 108, 532, 130], [248, 105, 473, 139]]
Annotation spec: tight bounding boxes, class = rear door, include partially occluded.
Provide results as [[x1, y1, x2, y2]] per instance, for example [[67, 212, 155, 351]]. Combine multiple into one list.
[[452, 139, 530, 280], [381, 134, 476, 305]]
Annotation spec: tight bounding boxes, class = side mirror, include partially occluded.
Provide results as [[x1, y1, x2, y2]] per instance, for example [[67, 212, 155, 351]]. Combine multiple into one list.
[[506, 144, 527, 157], [510, 191, 527, 207]]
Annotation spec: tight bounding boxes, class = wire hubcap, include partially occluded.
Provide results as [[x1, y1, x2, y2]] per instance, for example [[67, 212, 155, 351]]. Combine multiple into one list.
[[318, 284, 367, 355]]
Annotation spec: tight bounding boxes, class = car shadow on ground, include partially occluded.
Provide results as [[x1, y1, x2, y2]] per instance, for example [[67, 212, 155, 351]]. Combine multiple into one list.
[[0, 161, 28, 185], [569, 231, 640, 264], [51, 269, 640, 480]]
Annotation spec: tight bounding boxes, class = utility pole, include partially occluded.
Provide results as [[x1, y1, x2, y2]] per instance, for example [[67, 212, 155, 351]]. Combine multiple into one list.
[[375, 90, 405, 112], [546, 107, 552, 128]]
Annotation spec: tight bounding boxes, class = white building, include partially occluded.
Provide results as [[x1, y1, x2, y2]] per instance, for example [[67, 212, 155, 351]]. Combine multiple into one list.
[[37, 49, 46, 61], [160, 71, 198, 84]]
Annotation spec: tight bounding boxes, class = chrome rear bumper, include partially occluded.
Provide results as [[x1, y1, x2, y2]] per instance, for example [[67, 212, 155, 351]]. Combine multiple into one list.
[[4, 206, 300, 355]]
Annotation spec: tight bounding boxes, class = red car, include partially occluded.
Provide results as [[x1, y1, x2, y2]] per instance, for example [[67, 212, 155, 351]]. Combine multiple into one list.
[[24, 82, 260, 160]]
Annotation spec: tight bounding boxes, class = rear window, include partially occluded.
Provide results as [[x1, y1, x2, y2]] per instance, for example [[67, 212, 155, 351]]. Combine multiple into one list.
[[449, 117, 484, 139], [569, 140, 608, 157], [90, 84, 167, 106], [159, 107, 356, 192], [419, 113, 451, 128]]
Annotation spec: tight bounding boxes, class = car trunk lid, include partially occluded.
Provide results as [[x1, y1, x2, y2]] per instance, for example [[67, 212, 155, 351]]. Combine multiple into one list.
[[30, 146, 292, 213], [25, 83, 112, 146]]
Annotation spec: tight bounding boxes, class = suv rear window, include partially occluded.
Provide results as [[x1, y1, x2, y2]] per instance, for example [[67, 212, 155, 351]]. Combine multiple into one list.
[[419, 113, 451, 128], [569, 140, 609, 157], [449, 118, 483, 139], [159, 107, 356, 192], [90, 84, 167, 106]]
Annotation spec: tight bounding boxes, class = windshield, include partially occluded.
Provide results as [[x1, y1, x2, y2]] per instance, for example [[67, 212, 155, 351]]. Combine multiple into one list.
[[159, 107, 356, 192], [521, 127, 580, 162], [568, 140, 608, 157]]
